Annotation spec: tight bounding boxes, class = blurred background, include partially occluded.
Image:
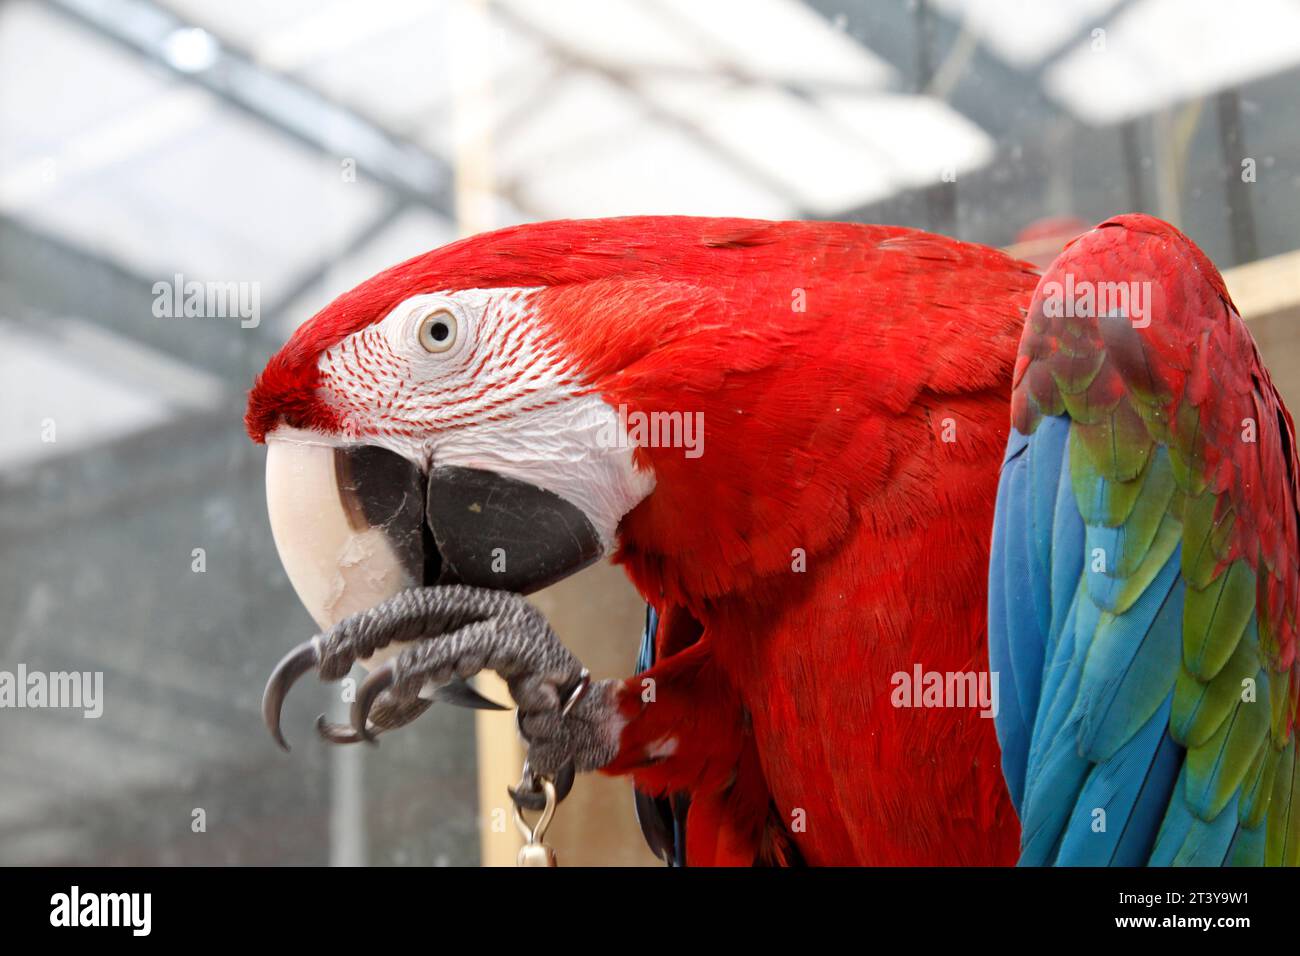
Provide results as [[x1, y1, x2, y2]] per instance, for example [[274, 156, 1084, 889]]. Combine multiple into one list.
[[1, 0, 1299, 866]]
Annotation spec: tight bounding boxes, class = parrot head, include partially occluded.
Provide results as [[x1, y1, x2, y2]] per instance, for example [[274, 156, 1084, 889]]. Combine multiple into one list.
[[245, 219, 691, 647]]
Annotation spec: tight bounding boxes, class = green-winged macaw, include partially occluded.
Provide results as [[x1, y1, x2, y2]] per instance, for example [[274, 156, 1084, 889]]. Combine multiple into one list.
[[249, 214, 1298, 866]]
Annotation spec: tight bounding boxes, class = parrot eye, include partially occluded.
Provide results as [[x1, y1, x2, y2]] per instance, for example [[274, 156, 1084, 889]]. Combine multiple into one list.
[[418, 309, 458, 353]]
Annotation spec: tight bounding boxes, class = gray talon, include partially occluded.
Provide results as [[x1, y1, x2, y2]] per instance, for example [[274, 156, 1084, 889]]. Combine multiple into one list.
[[262, 638, 321, 751], [315, 715, 366, 745], [353, 662, 395, 744], [433, 677, 509, 711]]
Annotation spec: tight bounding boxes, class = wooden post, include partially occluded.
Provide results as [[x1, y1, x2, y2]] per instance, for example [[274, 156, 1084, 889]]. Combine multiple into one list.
[[1225, 250, 1300, 408]]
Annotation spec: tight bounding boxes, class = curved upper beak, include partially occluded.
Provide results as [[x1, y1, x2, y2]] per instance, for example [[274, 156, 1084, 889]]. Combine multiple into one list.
[[264, 430, 603, 667], [265, 432, 426, 669]]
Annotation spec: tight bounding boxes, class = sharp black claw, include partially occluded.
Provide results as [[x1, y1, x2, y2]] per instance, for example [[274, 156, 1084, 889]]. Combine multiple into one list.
[[315, 714, 367, 745], [507, 783, 544, 812], [432, 677, 509, 711], [509, 760, 576, 811], [262, 638, 322, 752], [353, 662, 395, 745], [554, 761, 576, 802]]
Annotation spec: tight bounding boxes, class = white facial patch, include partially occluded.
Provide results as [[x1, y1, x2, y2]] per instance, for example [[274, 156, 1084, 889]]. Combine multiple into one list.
[[316, 288, 655, 550]]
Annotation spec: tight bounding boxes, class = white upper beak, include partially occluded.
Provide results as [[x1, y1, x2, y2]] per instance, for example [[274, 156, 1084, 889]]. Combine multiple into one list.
[[264, 428, 423, 670]]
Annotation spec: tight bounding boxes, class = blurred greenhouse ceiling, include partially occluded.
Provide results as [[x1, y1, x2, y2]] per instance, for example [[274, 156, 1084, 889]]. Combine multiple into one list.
[[1, 0, 1299, 864]]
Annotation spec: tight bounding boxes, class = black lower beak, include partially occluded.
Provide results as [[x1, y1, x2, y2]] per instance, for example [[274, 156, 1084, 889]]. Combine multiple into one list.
[[330, 445, 604, 595], [425, 465, 603, 594]]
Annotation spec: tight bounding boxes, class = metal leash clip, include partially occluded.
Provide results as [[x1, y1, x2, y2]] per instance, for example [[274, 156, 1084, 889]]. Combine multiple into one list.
[[512, 769, 558, 867]]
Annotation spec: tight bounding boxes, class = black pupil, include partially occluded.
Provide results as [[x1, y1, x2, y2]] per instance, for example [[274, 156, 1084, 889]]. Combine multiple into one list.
[[430, 320, 450, 342]]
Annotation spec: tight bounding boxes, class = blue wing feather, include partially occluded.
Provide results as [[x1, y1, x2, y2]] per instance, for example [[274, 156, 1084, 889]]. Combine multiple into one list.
[[632, 605, 689, 866], [987, 450, 1028, 808], [1001, 448, 1045, 754], [991, 416, 1193, 865]]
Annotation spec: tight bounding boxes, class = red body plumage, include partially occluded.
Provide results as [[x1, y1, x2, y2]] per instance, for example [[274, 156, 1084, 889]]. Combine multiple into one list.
[[549, 221, 1038, 864]]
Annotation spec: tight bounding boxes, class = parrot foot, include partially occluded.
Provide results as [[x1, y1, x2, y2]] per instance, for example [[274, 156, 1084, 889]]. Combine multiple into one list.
[[260, 634, 441, 748], [261, 585, 622, 801]]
